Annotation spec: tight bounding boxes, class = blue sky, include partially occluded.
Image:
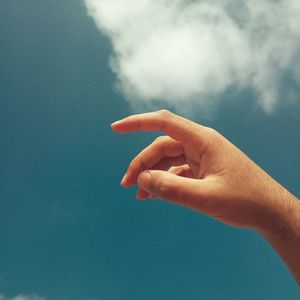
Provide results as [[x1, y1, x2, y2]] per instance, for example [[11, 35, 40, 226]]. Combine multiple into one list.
[[0, 1, 300, 299]]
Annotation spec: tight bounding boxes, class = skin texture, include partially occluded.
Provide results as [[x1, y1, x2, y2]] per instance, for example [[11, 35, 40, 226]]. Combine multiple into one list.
[[111, 110, 300, 284]]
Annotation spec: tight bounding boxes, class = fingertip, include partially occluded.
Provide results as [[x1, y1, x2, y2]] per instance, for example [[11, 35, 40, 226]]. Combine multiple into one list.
[[111, 121, 123, 132], [120, 173, 127, 186], [111, 119, 131, 133], [111, 120, 121, 127], [120, 173, 134, 188]]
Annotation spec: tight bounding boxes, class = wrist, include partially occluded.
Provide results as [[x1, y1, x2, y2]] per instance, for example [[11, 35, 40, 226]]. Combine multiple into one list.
[[258, 189, 300, 240], [257, 188, 300, 283]]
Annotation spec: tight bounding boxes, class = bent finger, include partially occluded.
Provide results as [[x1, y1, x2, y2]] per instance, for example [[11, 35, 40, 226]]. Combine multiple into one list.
[[122, 136, 184, 187]]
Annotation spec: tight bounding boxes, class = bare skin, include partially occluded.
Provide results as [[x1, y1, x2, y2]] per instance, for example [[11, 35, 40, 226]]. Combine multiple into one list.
[[111, 110, 300, 284]]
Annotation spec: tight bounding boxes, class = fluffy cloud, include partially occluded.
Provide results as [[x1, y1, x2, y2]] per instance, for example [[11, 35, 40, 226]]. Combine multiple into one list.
[[0, 294, 45, 300], [85, 0, 300, 113]]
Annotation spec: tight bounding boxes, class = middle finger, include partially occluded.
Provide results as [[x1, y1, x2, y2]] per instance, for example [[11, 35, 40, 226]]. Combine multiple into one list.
[[121, 136, 184, 187]]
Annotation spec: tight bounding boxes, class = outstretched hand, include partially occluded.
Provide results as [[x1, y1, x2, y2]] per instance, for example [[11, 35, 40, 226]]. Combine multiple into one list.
[[112, 110, 300, 283], [112, 110, 295, 230]]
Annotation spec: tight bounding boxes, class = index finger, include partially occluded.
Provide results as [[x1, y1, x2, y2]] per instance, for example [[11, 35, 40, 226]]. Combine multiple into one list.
[[111, 110, 206, 143]]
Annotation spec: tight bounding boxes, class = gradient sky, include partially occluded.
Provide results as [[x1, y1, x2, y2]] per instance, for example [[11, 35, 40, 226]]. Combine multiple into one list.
[[1, 1, 300, 299]]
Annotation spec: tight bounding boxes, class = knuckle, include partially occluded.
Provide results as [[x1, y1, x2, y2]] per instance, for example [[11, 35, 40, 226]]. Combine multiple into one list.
[[154, 135, 167, 142], [150, 174, 170, 198], [158, 109, 173, 119], [156, 177, 182, 201], [137, 159, 147, 170], [205, 127, 219, 137], [129, 158, 144, 170], [204, 127, 222, 145], [156, 177, 171, 197]]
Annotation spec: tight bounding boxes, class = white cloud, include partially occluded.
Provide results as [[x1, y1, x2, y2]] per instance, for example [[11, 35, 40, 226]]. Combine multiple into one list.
[[0, 294, 46, 300], [85, 0, 300, 113]]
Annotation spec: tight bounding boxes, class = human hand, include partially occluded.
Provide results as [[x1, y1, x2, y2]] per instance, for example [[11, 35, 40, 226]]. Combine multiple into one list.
[[112, 110, 300, 283], [111, 110, 299, 232]]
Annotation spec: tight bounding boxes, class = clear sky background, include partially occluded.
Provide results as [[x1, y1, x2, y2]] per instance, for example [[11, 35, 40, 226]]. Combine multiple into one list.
[[0, 1, 300, 299]]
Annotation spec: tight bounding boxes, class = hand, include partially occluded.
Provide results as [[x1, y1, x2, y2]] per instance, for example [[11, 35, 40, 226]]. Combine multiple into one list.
[[112, 110, 296, 229], [111, 110, 300, 282]]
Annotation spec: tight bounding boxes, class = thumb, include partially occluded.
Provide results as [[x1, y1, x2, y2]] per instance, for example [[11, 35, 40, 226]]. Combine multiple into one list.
[[137, 170, 208, 208]]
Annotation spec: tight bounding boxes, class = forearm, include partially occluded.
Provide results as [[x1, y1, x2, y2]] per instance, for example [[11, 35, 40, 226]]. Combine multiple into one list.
[[258, 186, 300, 284]]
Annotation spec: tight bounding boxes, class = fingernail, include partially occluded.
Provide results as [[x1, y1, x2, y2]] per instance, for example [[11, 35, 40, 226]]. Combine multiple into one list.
[[111, 120, 121, 127], [120, 173, 128, 186], [137, 171, 151, 191]]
